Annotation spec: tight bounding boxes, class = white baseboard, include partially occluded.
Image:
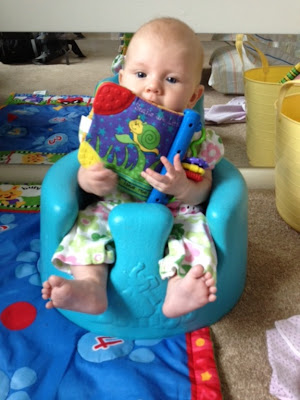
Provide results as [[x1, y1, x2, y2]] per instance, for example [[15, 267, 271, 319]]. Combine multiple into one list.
[[239, 168, 275, 190], [0, 164, 51, 184]]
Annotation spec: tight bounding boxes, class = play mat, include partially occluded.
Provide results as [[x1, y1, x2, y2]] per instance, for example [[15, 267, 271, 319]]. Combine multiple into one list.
[[0, 92, 93, 168], [0, 184, 222, 399]]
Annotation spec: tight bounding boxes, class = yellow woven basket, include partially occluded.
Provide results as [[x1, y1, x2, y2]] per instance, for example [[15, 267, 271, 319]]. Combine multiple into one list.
[[275, 81, 300, 232], [236, 35, 298, 167]]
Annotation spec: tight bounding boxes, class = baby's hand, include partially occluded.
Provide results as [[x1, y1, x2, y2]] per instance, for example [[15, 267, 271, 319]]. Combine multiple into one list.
[[78, 162, 118, 197], [141, 154, 190, 200]]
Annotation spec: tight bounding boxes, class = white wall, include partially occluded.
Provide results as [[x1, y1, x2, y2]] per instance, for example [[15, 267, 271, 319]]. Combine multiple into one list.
[[0, 0, 299, 33]]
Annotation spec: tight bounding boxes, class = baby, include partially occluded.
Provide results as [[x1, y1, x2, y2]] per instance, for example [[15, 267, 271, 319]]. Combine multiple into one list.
[[42, 17, 223, 318]]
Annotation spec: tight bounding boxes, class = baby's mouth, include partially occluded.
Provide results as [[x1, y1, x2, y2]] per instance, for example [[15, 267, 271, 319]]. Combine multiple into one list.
[[142, 94, 160, 106]]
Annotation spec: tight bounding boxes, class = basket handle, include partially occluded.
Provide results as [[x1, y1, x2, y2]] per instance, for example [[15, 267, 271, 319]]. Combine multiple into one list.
[[236, 34, 269, 74], [277, 81, 300, 120]]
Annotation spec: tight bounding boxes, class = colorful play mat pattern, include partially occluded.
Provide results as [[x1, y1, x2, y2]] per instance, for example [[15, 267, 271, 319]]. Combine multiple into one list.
[[0, 93, 93, 167], [0, 184, 222, 399]]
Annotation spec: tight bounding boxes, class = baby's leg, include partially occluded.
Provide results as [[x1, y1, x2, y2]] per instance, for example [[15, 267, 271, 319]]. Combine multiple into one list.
[[41, 264, 108, 314], [162, 265, 217, 318]]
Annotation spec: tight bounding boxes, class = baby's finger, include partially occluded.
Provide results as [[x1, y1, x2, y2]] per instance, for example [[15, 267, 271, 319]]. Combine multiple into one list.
[[88, 161, 105, 171], [141, 173, 159, 190], [173, 153, 184, 172], [141, 169, 163, 183], [160, 156, 176, 175]]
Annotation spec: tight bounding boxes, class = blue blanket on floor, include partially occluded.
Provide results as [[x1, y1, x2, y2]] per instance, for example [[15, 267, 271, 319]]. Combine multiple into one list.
[[0, 94, 92, 162], [0, 185, 222, 398]]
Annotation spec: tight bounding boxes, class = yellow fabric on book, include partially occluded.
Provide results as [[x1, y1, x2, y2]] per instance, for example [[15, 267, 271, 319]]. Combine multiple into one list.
[[78, 141, 101, 168]]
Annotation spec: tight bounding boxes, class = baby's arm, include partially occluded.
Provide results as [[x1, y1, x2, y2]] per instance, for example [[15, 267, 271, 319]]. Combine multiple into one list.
[[141, 153, 212, 206], [78, 162, 118, 197]]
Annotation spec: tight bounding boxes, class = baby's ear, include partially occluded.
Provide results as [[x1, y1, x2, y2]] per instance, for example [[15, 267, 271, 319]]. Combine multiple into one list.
[[188, 85, 204, 108], [118, 69, 124, 84]]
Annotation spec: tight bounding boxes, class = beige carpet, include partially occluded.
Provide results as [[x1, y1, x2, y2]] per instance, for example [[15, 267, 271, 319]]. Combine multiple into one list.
[[212, 188, 299, 400], [1, 35, 299, 399]]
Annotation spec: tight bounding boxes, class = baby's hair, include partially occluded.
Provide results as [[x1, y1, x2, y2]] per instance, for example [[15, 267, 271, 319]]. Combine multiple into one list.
[[126, 17, 204, 84]]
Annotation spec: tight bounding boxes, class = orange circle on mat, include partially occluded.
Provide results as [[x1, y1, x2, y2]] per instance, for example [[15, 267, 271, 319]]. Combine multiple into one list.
[[0, 302, 37, 330], [195, 338, 205, 347]]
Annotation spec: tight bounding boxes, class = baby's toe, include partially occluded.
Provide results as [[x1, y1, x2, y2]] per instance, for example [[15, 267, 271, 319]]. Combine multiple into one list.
[[48, 275, 65, 288], [205, 276, 215, 288], [42, 280, 51, 289], [209, 285, 217, 294], [208, 293, 217, 303], [190, 264, 205, 278]]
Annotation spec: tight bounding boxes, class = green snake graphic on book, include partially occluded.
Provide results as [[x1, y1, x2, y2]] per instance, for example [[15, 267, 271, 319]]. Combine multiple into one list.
[[78, 82, 201, 203]]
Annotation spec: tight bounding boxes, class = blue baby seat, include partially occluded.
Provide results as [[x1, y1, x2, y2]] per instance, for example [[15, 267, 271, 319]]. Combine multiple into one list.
[[40, 150, 248, 339]]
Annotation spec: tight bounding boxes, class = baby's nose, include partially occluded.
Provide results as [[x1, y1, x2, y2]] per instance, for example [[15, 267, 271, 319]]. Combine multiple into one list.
[[146, 80, 162, 94]]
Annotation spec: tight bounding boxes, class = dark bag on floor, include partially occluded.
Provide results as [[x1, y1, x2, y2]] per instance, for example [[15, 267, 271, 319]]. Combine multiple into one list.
[[0, 33, 37, 64], [0, 32, 85, 65]]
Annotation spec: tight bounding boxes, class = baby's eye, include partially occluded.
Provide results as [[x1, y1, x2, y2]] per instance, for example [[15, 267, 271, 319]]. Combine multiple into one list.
[[167, 77, 177, 84], [136, 71, 146, 78]]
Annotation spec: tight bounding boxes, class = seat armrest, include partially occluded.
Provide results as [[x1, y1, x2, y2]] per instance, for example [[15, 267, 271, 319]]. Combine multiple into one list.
[[40, 150, 80, 281], [206, 158, 248, 278]]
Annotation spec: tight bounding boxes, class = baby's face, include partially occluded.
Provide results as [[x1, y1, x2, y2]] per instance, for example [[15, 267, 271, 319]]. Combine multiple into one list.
[[119, 36, 202, 113]]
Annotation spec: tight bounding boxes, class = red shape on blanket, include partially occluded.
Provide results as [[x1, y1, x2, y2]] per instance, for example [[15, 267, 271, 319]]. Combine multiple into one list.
[[7, 113, 18, 122], [93, 82, 135, 115], [0, 301, 37, 330]]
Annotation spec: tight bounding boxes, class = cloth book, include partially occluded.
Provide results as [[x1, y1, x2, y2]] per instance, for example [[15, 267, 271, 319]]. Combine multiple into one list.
[[78, 82, 201, 203]]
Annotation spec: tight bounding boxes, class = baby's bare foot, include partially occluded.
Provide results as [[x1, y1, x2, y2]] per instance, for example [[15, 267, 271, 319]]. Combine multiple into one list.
[[162, 265, 217, 318], [41, 275, 108, 314]]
